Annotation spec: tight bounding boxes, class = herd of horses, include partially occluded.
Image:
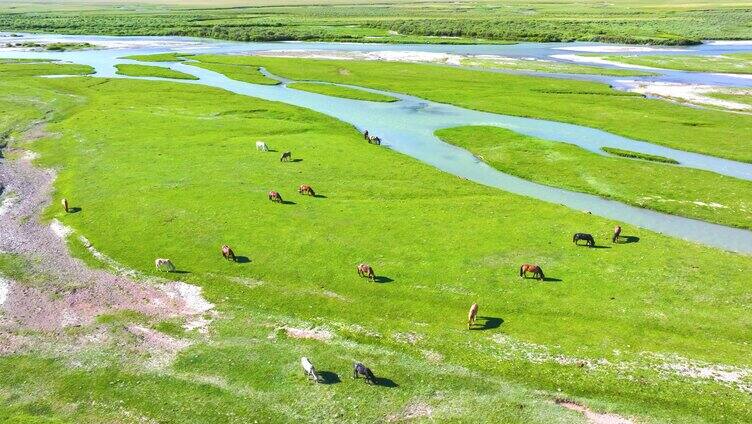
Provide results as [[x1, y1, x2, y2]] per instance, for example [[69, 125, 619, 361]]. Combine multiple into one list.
[[61, 131, 631, 385]]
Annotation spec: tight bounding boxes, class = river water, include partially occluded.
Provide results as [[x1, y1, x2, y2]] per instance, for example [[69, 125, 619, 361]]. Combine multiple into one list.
[[2, 33, 752, 253]]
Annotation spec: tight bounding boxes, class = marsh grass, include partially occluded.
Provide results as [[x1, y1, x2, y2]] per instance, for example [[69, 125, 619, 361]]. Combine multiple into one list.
[[601, 147, 679, 164], [286, 82, 398, 102], [114, 64, 198, 80]]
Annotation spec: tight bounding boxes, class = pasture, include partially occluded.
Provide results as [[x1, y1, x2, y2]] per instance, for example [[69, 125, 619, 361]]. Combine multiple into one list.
[[0, 57, 751, 423]]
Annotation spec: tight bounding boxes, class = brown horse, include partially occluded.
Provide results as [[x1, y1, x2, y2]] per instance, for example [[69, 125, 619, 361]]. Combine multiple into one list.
[[280, 151, 292, 162], [612, 225, 622, 243], [221, 245, 236, 261], [467, 303, 478, 329], [61, 198, 69, 213], [268, 191, 283, 203], [298, 184, 315, 196], [357, 263, 375, 281], [519, 264, 545, 280]]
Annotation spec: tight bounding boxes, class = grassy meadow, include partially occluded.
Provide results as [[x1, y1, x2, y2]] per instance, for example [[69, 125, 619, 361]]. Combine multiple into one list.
[[2, 0, 752, 45], [600, 52, 752, 73], [187, 54, 752, 163], [436, 126, 752, 229], [115, 63, 198, 79], [286, 82, 398, 102], [0, 58, 751, 422], [460, 57, 657, 76]]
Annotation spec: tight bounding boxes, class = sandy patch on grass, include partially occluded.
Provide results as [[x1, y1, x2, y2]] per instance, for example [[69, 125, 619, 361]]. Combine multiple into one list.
[[393, 331, 423, 345], [50, 218, 73, 238], [160, 281, 214, 315], [637, 195, 731, 209], [617, 80, 752, 111], [127, 325, 192, 369], [387, 401, 433, 422], [551, 54, 656, 70], [555, 399, 634, 424], [228, 276, 265, 288], [284, 326, 334, 341], [252, 49, 464, 65]]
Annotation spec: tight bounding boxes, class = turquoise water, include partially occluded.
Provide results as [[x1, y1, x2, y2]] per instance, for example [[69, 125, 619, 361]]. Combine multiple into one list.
[[3, 34, 752, 253]]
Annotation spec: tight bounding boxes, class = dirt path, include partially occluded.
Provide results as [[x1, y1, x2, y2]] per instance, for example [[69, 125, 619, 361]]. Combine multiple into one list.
[[0, 127, 213, 359]]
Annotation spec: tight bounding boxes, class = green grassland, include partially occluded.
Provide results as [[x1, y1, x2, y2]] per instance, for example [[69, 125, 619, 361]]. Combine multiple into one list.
[[3, 0, 752, 44], [600, 52, 752, 74], [709, 92, 752, 106], [0, 61, 93, 77], [437, 126, 752, 229], [601, 147, 679, 164], [286, 82, 398, 102], [115, 63, 199, 79], [1, 60, 752, 422], [188, 54, 752, 163], [185, 60, 280, 85], [460, 57, 657, 76]]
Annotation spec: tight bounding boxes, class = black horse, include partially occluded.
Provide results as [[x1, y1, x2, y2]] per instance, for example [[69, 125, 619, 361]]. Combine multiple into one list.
[[280, 151, 292, 162], [353, 363, 376, 384], [573, 233, 595, 247]]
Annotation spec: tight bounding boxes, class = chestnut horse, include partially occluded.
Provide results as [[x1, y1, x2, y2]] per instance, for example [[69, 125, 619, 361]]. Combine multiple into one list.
[[612, 225, 622, 243], [221, 245, 236, 261], [467, 303, 478, 329], [298, 184, 315, 196], [357, 263, 375, 281], [268, 191, 283, 203], [519, 264, 545, 280], [61, 198, 69, 213]]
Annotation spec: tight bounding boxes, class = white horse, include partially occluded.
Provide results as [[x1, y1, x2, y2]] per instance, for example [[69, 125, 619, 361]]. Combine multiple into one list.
[[155, 258, 175, 272], [301, 357, 321, 383], [256, 141, 269, 151]]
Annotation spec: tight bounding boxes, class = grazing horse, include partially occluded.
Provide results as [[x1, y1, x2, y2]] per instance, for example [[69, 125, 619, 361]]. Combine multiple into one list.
[[573, 233, 595, 247], [519, 264, 545, 280], [612, 225, 622, 243], [467, 303, 478, 329], [368, 135, 381, 145], [357, 263, 375, 281], [280, 151, 292, 162], [155, 258, 175, 272], [301, 357, 321, 383], [298, 184, 315, 196], [255, 141, 269, 151], [268, 191, 283, 203], [353, 363, 376, 384], [61, 198, 69, 213], [221, 245, 236, 261], [363, 130, 369, 140]]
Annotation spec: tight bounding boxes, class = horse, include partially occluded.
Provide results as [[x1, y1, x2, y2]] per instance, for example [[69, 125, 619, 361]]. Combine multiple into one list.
[[268, 191, 283, 203], [468, 303, 478, 329], [255, 141, 269, 151], [221, 245, 236, 261], [61, 198, 69, 213], [357, 263, 375, 281], [298, 184, 315, 196], [573, 233, 595, 247], [353, 362, 376, 384], [368, 136, 381, 145], [363, 130, 369, 140], [280, 151, 292, 162], [612, 225, 622, 243], [301, 357, 322, 383], [519, 264, 545, 280], [155, 258, 175, 272]]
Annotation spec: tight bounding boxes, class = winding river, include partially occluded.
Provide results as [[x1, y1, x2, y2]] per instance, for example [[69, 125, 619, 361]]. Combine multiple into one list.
[[2, 33, 752, 253]]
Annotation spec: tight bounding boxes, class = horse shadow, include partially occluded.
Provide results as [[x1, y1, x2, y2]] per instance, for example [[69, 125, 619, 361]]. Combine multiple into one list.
[[280, 200, 296, 205], [169, 270, 190, 274], [589, 245, 611, 249], [318, 371, 340, 385], [373, 276, 393, 284], [67, 207, 82, 213], [373, 377, 399, 388], [312, 194, 327, 199], [234, 256, 251, 264], [542, 277, 562, 282], [471, 316, 504, 331], [620, 236, 640, 244]]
